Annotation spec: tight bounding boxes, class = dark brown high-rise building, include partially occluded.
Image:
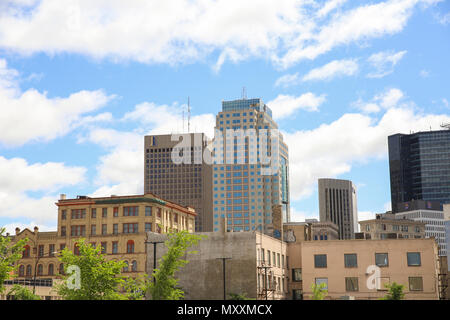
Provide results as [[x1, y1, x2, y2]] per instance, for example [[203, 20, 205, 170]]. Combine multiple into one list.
[[144, 133, 213, 232]]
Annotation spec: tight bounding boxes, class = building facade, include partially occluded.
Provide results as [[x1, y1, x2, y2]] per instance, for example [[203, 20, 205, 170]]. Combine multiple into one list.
[[395, 201, 447, 257], [211, 98, 290, 236], [388, 129, 450, 213], [359, 213, 426, 240], [288, 238, 441, 300], [444, 204, 450, 270], [145, 224, 289, 300], [306, 219, 339, 241], [144, 133, 213, 232], [318, 178, 358, 239], [5, 193, 196, 300]]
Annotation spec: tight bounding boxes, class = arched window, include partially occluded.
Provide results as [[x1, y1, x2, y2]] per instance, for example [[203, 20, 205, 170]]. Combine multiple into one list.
[[26, 265, 32, 277], [123, 261, 129, 272], [18, 265, 25, 277], [59, 263, 65, 275], [131, 260, 137, 272], [127, 240, 135, 254], [37, 264, 43, 276], [23, 245, 30, 258], [48, 264, 54, 276]]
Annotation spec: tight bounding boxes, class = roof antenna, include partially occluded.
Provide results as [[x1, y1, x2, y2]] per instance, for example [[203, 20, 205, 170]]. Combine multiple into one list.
[[242, 86, 247, 100], [188, 96, 191, 133], [182, 105, 185, 133]]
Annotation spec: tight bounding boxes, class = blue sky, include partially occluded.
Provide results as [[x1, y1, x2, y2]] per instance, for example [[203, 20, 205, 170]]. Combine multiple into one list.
[[0, 0, 449, 232]]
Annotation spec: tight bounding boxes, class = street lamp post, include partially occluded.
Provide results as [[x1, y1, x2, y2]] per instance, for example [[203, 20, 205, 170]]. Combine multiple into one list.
[[32, 250, 58, 294], [216, 257, 231, 300], [144, 241, 164, 284]]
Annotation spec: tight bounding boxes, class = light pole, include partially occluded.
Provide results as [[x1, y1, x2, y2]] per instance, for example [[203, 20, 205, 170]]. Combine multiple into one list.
[[32, 250, 58, 294], [216, 257, 231, 300], [145, 241, 164, 284]]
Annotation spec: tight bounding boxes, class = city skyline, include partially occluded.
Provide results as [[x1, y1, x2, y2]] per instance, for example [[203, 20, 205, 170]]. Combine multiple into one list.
[[0, 1, 450, 233]]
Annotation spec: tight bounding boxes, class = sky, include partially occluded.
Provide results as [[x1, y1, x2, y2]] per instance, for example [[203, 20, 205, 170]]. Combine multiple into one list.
[[0, 0, 449, 233]]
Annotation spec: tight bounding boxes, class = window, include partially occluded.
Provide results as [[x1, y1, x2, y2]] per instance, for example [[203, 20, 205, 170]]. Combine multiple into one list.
[[113, 207, 119, 217], [145, 206, 152, 216], [344, 254, 357, 268], [71, 209, 86, 219], [48, 264, 54, 276], [345, 277, 359, 292], [91, 225, 96, 236], [123, 223, 139, 234], [113, 224, 118, 235], [315, 278, 328, 290], [407, 252, 421, 266], [314, 254, 327, 268], [49, 244, 55, 257], [38, 245, 44, 257], [101, 242, 107, 254], [292, 269, 302, 282], [277, 253, 280, 267], [61, 226, 66, 237], [145, 223, 152, 232], [18, 265, 25, 277], [124, 206, 139, 216], [71, 225, 86, 236], [409, 277, 423, 291], [61, 210, 67, 220], [157, 208, 162, 218], [26, 265, 32, 277], [375, 253, 389, 267], [91, 208, 96, 218], [60, 244, 66, 251], [22, 245, 30, 258], [268, 250, 271, 265], [127, 240, 135, 253], [37, 264, 43, 276], [131, 260, 138, 272], [112, 242, 118, 254], [123, 261, 129, 272], [102, 224, 107, 235], [59, 263, 64, 275], [102, 208, 107, 218]]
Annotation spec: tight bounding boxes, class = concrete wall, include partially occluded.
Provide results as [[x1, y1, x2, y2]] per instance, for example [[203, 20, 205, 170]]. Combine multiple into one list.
[[146, 231, 258, 300]]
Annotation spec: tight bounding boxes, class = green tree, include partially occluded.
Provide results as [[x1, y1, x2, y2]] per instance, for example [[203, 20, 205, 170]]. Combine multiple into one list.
[[0, 227, 27, 293], [122, 274, 150, 300], [147, 230, 205, 300], [380, 282, 405, 300], [310, 282, 328, 300], [228, 292, 252, 300], [7, 284, 41, 300], [56, 239, 127, 300]]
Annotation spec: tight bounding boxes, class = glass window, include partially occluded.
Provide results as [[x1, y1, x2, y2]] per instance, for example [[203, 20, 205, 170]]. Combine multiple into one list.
[[345, 277, 359, 292], [293, 289, 303, 300], [375, 253, 389, 267], [314, 254, 327, 268], [409, 277, 423, 291], [344, 254, 357, 268], [315, 278, 328, 290], [407, 252, 421, 266], [292, 269, 302, 282], [145, 206, 152, 216]]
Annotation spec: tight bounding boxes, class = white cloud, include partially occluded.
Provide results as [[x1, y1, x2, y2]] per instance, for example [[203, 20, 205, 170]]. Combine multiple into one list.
[[302, 59, 358, 81], [442, 98, 449, 108], [434, 11, 450, 25], [268, 93, 326, 120], [0, 156, 86, 224], [0, 0, 433, 69], [274, 73, 300, 88], [358, 211, 376, 222], [0, 59, 115, 147], [354, 88, 405, 114], [367, 50, 407, 78], [285, 97, 450, 201], [419, 69, 430, 78]]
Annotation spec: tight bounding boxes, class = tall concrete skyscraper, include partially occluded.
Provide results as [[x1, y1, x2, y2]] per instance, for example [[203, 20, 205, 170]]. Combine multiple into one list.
[[318, 178, 358, 239], [388, 128, 450, 213], [144, 133, 213, 232], [211, 98, 290, 237]]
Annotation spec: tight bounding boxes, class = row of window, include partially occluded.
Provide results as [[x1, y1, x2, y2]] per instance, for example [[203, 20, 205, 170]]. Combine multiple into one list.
[[311, 252, 422, 269], [61, 222, 160, 237], [258, 248, 286, 268], [62, 206, 158, 220]]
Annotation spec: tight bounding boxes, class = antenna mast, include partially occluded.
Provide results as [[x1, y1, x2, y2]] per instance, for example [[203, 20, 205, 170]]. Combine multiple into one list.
[[188, 96, 191, 133], [242, 86, 247, 100]]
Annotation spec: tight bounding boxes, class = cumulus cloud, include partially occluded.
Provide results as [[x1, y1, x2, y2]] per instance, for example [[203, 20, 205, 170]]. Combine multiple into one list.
[[0, 59, 115, 147], [302, 59, 359, 81], [274, 73, 300, 88], [0, 156, 86, 224], [268, 93, 326, 119], [367, 50, 407, 78], [354, 88, 405, 114], [285, 97, 450, 201], [0, 0, 434, 69]]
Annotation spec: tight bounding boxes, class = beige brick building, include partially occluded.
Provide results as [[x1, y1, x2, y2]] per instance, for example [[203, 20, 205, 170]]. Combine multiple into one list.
[[2, 193, 196, 300], [359, 213, 426, 240]]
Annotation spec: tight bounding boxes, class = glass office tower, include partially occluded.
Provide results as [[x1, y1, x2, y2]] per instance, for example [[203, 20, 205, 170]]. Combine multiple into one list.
[[211, 98, 290, 235], [388, 129, 450, 213]]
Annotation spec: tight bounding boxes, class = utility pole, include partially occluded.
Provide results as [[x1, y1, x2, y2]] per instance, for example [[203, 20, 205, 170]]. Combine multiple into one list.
[[216, 257, 231, 300]]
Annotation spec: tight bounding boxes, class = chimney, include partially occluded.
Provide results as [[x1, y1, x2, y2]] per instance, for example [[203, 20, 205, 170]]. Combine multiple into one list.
[[60, 194, 66, 200], [219, 217, 227, 235], [15, 227, 20, 235]]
